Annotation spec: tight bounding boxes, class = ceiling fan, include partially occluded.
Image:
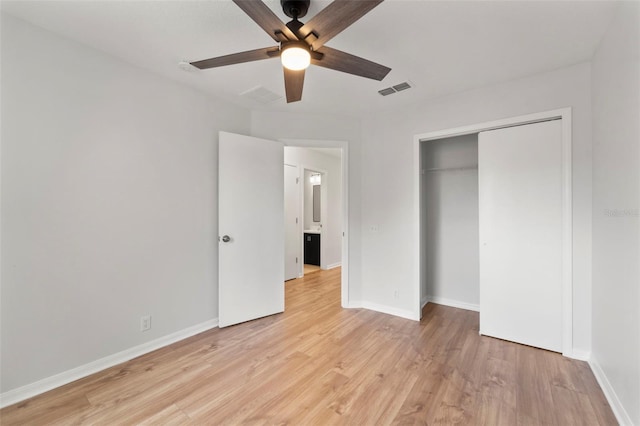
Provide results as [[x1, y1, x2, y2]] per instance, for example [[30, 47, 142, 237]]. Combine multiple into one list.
[[190, 0, 391, 103]]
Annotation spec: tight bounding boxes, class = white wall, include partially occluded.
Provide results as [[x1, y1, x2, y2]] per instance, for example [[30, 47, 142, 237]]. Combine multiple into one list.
[[252, 112, 362, 301], [421, 134, 479, 308], [361, 62, 593, 352], [591, 2, 640, 424], [0, 14, 250, 393], [285, 147, 342, 268]]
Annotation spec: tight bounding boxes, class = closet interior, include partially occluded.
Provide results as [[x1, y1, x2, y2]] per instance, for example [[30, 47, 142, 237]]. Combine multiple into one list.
[[420, 134, 480, 310]]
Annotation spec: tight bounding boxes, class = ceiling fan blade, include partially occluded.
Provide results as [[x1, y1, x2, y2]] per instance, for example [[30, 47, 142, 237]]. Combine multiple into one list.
[[312, 46, 391, 81], [298, 0, 383, 50], [283, 68, 305, 103], [232, 0, 298, 42], [190, 47, 280, 70]]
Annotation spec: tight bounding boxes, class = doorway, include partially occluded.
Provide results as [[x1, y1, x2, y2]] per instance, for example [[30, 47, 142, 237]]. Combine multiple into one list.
[[284, 149, 340, 277], [282, 142, 349, 308], [302, 168, 323, 275], [284, 164, 327, 279]]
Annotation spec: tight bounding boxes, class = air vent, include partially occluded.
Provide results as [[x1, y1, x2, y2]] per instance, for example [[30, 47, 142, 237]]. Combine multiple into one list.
[[240, 86, 282, 104], [378, 81, 413, 96], [378, 87, 396, 96], [392, 82, 411, 92]]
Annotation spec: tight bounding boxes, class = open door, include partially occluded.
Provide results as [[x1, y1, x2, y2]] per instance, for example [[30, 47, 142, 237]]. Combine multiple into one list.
[[284, 164, 300, 280], [218, 132, 284, 328]]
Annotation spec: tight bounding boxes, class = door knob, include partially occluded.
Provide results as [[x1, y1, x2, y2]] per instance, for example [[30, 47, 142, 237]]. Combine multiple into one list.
[[221, 235, 231, 243]]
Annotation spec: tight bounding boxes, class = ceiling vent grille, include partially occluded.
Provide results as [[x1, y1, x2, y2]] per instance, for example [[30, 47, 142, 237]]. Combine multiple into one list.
[[378, 87, 396, 96], [240, 86, 282, 104], [393, 82, 411, 92], [378, 81, 413, 96]]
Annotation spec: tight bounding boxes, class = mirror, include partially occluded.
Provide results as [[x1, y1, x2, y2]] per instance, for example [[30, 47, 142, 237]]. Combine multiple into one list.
[[312, 185, 321, 222]]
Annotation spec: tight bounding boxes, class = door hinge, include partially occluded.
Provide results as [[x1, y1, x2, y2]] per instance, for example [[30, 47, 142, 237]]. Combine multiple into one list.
[[296, 257, 298, 263], [296, 177, 299, 184], [296, 217, 298, 224]]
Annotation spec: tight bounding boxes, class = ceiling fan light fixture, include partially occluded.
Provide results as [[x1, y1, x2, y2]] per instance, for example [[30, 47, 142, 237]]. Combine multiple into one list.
[[191, 0, 391, 103], [281, 43, 311, 71]]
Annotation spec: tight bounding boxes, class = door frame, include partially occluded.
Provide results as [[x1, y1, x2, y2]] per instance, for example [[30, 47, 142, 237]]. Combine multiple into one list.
[[413, 108, 573, 357], [281, 139, 349, 309]]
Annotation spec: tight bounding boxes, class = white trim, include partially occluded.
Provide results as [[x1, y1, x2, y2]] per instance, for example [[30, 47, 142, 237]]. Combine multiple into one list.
[[339, 146, 349, 308], [415, 109, 570, 141], [568, 349, 591, 361], [560, 113, 573, 357], [589, 356, 634, 426], [280, 139, 349, 308], [326, 262, 342, 270], [0, 318, 218, 409], [345, 300, 363, 309], [361, 302, 420, 321], [427, 296, 480, 312], [414, 108, 573, 356], [345, 301, 420, 322], [414, 134, 422, 320]]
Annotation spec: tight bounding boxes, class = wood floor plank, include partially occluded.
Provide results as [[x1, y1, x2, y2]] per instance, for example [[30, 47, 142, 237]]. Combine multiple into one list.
[[184, 351, 313, 423], [516, 344, 561, 425], [251, 369, 350, 424], [0, 267, 617, 425], [136, 404, 193, 426], [551, 385, 601, 426]]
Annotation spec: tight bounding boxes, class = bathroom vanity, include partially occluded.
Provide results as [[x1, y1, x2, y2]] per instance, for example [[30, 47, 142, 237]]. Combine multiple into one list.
[[303, 231, 320, 266]]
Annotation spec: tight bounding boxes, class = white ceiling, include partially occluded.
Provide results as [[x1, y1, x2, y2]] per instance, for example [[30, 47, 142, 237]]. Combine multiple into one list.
[[1, 0, 617, 118], [306, 147, 342, 158]]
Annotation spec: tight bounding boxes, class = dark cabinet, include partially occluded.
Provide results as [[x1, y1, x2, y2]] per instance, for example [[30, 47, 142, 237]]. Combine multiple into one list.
[[304, 233, 321, 266]]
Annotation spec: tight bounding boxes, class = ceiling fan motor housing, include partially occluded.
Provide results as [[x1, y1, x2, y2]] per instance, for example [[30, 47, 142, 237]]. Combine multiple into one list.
[[281, 0, 310, 19]]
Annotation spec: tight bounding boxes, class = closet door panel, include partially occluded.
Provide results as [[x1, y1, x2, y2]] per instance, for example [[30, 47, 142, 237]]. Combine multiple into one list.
[[479, 120, 563, 352]]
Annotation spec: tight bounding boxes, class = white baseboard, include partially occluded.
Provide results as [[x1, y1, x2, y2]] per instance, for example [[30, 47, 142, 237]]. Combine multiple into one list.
[[421, 297, 428, 309], [588, 355, 634, 426], [0, 318, 218, 409], [343, 300, 419, 321], [568, 349, 591, 361], [326, 262, 342, 270], [427, 296, 480, 312], [361, 302, 420, 321]]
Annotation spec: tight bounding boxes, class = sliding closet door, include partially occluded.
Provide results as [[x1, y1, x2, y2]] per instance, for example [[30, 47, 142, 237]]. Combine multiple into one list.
[[479, 120, 563, 352]]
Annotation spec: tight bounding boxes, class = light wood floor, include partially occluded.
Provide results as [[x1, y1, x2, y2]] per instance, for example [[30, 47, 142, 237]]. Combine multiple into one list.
[[304, 264, 321, 274], [1, 268, 616, 425]]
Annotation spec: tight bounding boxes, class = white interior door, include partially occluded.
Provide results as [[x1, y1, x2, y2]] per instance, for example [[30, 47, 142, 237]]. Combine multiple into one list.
[[479, 120, 563, 352], [219, 132, 284, 328], [284, 164, 300, 280]]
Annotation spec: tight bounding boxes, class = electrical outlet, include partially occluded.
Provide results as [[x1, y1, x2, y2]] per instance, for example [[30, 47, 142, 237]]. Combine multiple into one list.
[[370, 225, 379, 232], [140, 315, 151, 332]]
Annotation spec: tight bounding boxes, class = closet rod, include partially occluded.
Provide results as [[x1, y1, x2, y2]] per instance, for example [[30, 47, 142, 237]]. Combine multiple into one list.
[[422, 166, 478, 173]]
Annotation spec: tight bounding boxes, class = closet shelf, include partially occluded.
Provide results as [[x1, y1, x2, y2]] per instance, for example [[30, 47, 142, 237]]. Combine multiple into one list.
[[422, 165, 478, 173]]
